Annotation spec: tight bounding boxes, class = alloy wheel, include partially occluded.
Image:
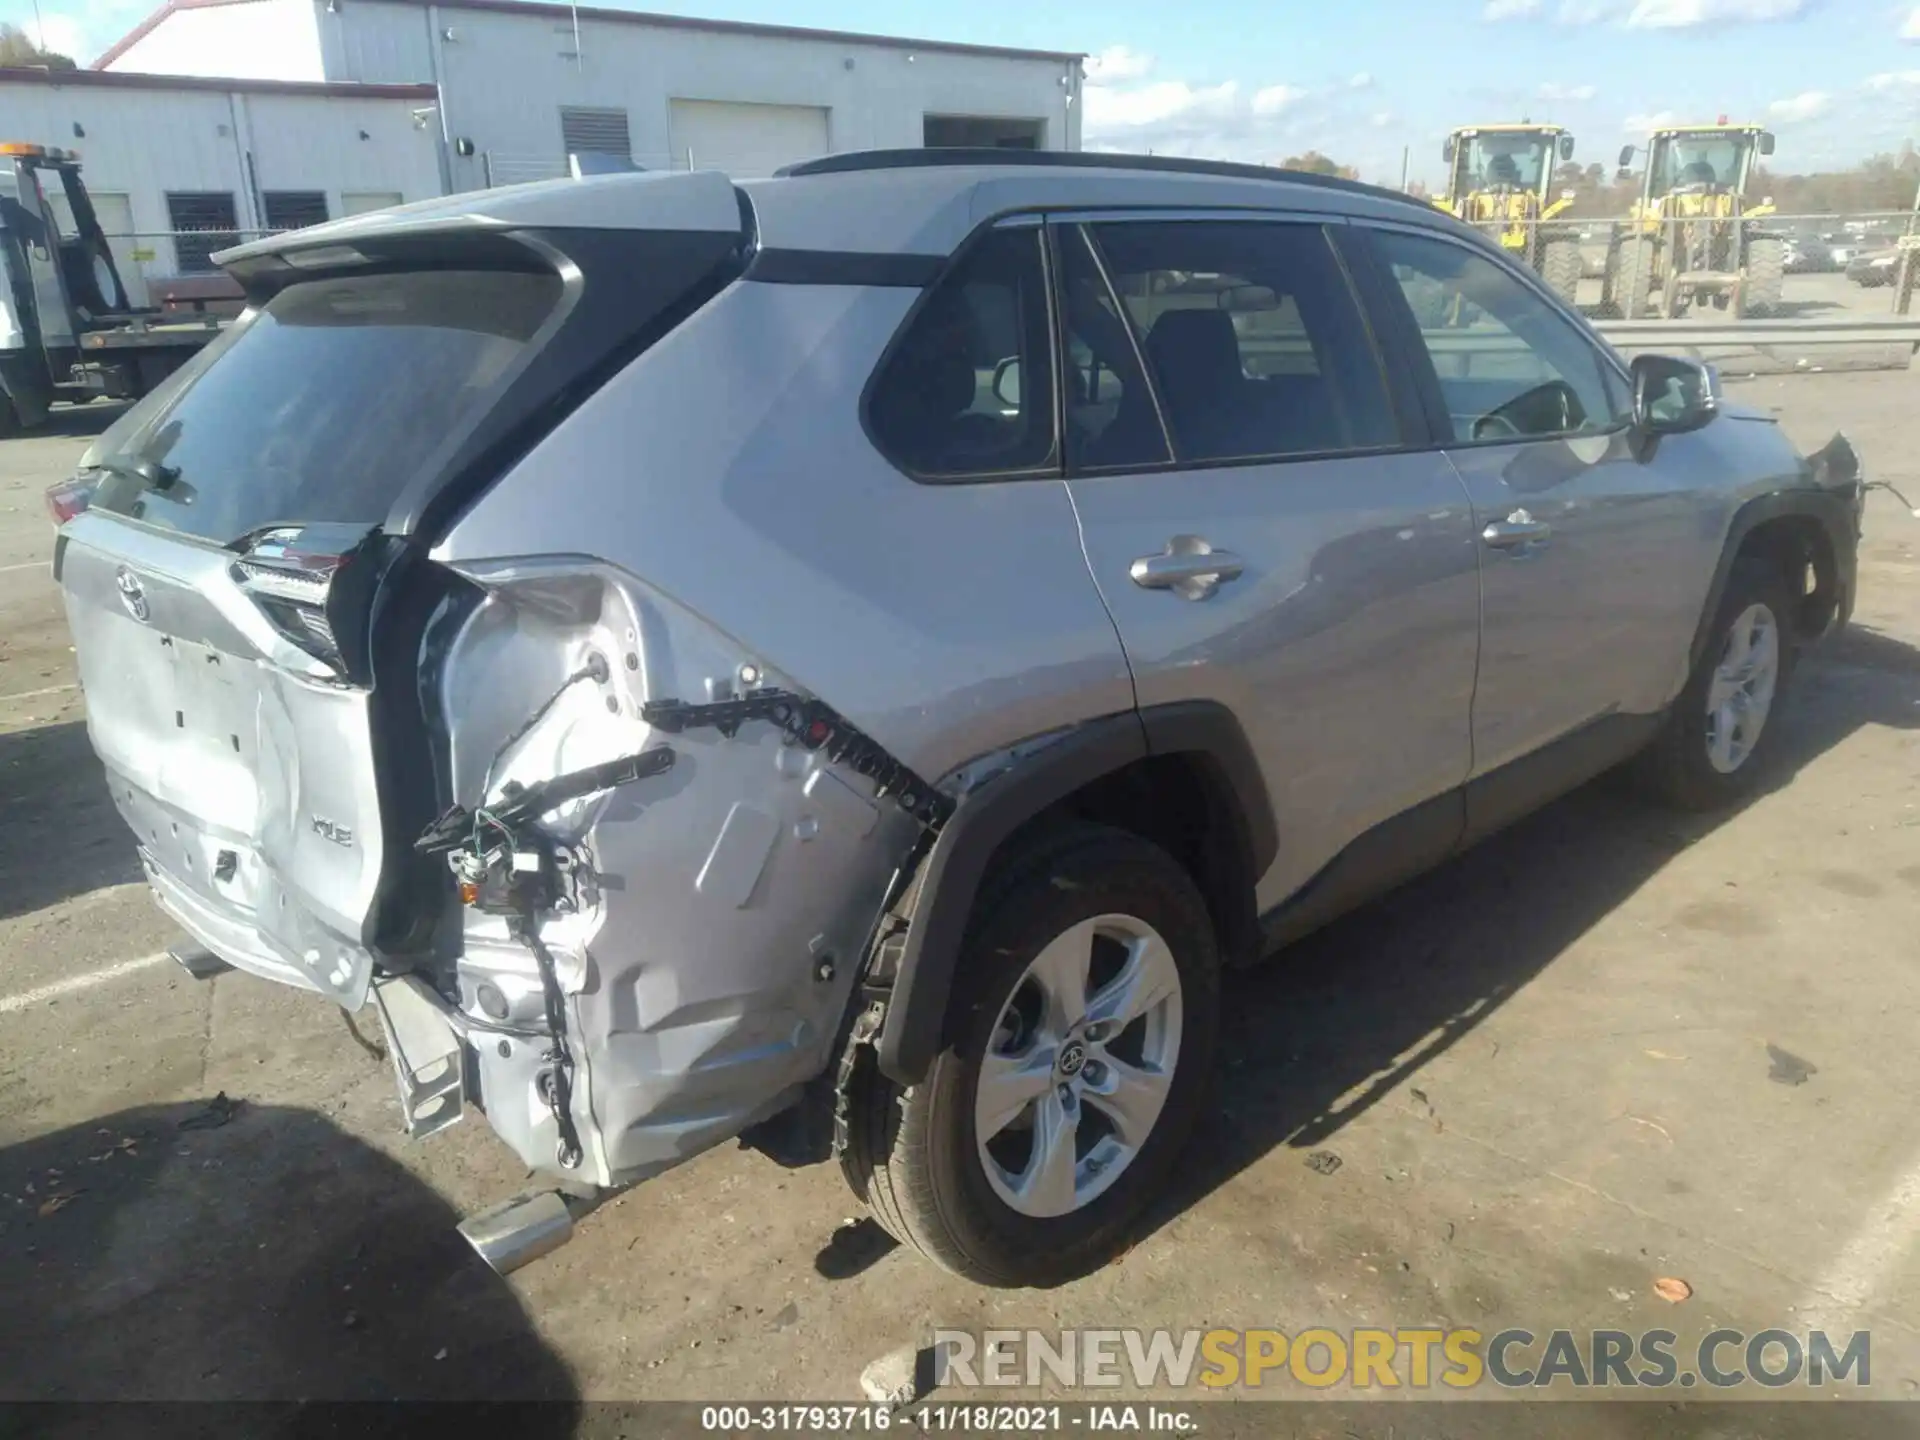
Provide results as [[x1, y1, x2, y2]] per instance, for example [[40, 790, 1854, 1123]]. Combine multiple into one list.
[[973, 913, 1183, 1219], [1704, 602, 1780, 774]]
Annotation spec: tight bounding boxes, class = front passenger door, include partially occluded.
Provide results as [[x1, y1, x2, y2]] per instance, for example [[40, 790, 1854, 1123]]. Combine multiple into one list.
[[1358, 227, 1706, 789]]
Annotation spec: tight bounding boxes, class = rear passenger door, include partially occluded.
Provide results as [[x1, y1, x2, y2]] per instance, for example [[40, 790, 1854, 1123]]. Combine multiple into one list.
[[1057, 216, 1483, 913], [1353, 225, 1704, 794]]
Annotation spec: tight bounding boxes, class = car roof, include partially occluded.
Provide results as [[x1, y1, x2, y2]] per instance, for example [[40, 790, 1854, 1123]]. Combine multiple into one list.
[[217, 149, 1481, 271], [741, 148, 1475, 257]]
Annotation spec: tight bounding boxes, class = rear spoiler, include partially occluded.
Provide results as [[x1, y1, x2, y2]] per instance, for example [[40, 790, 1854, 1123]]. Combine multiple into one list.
[[214, 169, 745, 296]]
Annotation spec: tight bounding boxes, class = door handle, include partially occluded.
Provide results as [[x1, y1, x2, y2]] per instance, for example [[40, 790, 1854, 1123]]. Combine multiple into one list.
[[1481, 509, 1552, 550], [1130, 537, 1245, 600]]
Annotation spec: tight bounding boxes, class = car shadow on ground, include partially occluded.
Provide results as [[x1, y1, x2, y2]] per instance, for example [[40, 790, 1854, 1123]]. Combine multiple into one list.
[[1146, 621, 1920, 1235], [0, 1099, 579, 1422], [0, 720, 142, 923]]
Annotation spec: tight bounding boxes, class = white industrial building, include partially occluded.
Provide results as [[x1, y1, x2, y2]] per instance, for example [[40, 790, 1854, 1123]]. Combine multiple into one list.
[[0, 66, 443, 297], [93, 0, 1083, 192], [0, 3, 1078, 296]]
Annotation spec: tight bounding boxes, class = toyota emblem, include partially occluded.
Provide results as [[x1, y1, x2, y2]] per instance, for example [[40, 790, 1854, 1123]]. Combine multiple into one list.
[[114, 566, 151, 623]]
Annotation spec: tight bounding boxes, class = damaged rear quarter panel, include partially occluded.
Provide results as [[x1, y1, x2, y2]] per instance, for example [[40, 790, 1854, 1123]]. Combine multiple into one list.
[[432, 278, 1133, 1184], [435, 278, 1134, 784], [435, 561, 924, 1186]]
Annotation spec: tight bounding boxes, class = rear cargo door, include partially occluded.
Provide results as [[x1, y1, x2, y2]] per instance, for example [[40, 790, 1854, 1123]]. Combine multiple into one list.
[[57, 175, 748, 1008], [59, 266, 567, 1005]]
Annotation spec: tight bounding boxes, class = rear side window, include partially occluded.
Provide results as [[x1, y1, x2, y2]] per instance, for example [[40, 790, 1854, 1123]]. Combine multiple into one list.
[[866, 227, 1058, 479], [87, 268, 561, 543], [1084, 221, 1398, 464]]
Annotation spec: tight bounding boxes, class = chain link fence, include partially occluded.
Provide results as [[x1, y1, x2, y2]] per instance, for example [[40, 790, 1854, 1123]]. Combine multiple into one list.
[[1423, 209, 1920, 321]]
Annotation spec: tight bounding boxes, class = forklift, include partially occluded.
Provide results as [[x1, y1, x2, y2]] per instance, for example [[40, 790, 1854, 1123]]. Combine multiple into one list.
[[0, 143, 225, 435]]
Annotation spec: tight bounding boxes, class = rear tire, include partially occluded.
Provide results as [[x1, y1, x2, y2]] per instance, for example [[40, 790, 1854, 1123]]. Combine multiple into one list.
[[1541, 239, 1583, 308], [846, 824, 1220, 1287], [1744, 236, 1786, 318], [1635, 559, 1800, 811]]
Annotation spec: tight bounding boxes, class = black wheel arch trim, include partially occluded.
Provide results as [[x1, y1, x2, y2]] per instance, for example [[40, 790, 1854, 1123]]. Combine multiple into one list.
[[1689, 485, 1859, 670], [874, 701, 1276, 1086]]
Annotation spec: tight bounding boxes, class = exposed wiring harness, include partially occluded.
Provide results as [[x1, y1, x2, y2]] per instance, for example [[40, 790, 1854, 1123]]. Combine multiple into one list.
[[642, 688, 954, 832], [478, 653, 610, 805], [417, 745, 677, 1170], [1866, 478, 1920, 518], [416, 678, 949, 1173], [513, 914, 587, 1170]]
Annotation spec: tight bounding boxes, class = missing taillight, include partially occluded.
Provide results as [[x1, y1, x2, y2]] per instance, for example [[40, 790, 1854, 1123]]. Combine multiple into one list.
[[45, 477, 94, 526]]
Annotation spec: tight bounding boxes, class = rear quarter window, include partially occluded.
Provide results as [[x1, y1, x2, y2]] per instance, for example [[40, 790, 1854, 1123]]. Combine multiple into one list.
[[864, 227, 1058, 481], [88, 268, 561, 544]]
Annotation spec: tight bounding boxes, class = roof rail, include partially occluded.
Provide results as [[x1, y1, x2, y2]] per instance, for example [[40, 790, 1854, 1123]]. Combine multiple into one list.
[[776, 147, 1424, 210]]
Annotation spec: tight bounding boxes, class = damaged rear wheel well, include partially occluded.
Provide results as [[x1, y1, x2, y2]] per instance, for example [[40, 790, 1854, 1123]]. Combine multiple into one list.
[[1008, 753, 1261, 970], [874, 706, 1272, 1085]]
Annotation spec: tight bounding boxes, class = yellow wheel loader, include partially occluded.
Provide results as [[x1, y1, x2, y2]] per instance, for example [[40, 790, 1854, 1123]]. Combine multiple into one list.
[[1434, 124, 1584, 305], [1602, 122, 1785, 319]]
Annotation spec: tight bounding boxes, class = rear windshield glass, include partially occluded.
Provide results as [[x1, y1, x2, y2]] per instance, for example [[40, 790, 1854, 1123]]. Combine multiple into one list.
[[86, 268, 561, 543]]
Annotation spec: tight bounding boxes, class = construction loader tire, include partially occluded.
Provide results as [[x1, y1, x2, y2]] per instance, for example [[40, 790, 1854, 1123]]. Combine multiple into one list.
[[1743, 236, 1786, 318], [1608, 235, 1657, 319], [1541, 239, 1583, 308]]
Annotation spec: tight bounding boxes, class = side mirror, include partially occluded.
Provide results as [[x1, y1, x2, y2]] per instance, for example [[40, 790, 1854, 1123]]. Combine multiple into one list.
[[1631, 353, 1720, 437], [991, 356, 1021, 409], [1760, 131, 1776, 156], [1559, 133, 1576, 160], [1617, 143, 1635, 169], [1443, 136, 1456, 163]]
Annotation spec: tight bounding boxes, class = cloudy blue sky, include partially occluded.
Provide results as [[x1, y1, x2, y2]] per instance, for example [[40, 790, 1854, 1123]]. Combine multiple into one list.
[[5, 0, 1917, 184]]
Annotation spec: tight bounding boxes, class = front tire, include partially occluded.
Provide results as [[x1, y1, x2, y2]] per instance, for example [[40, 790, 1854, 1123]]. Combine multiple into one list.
[[1635, 559, 1800, 810], [846, 825, 1220, 1286]]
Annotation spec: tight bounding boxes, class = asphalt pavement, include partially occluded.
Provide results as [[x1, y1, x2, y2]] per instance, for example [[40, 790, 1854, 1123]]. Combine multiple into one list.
[[2, 373, 1918, 1416]]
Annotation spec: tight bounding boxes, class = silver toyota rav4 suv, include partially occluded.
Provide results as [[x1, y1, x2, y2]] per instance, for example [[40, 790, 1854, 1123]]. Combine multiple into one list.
[[51, 150, 1864, 1286]]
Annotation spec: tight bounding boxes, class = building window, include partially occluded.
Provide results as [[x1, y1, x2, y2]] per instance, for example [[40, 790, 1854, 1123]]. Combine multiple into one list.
[[340, 191, 403, 217], [164, 192, 239, 275], [559, 106, 632, 161], [262, 191, 330, 233], [924, 116, 1044, 150]]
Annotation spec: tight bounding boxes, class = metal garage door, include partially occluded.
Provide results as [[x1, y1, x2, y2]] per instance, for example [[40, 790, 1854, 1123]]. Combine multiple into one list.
[[666, 99, 830, 179]]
